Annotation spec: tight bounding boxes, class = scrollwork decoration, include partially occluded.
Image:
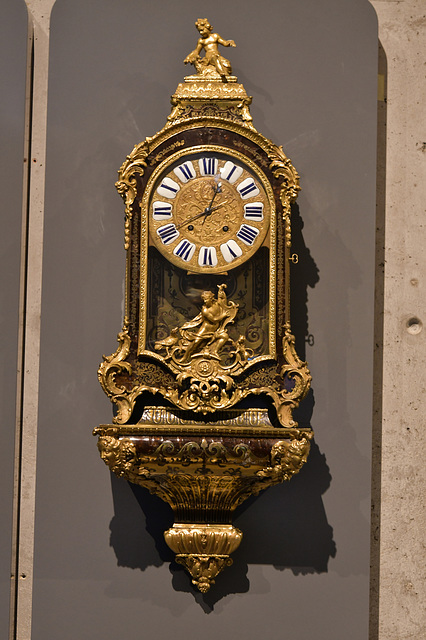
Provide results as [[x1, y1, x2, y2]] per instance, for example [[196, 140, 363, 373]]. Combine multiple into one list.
[[248, 323, 311, 427], [115, 140, 150, 250], [97, 321, 310, 427], [97, 318, 136, 424], [267, 144, 300, 248]]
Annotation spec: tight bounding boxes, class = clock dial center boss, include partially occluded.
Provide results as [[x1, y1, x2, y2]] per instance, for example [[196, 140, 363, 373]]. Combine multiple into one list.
[[145, 147, 272, 274]]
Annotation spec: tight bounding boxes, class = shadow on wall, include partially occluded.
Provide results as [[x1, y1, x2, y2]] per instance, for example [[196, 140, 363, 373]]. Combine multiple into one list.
[[108, 436, 334, 610]]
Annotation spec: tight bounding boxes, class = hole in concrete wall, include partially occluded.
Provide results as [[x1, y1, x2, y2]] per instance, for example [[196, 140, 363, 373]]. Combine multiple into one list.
[[406, 317, 422, 335]]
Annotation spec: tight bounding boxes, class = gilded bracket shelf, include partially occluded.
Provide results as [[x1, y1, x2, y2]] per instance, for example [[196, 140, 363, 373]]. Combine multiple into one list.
[[94, 408, 312, 591]]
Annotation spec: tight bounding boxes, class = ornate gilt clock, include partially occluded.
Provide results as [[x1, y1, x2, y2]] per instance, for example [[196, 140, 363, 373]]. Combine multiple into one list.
[[94, 18, 312, 593]]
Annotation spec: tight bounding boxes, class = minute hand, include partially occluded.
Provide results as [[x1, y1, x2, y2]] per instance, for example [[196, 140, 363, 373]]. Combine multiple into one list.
[[175, 200, 229, 230], [175, 208, 207, 230], [209, 201, 228, 213]]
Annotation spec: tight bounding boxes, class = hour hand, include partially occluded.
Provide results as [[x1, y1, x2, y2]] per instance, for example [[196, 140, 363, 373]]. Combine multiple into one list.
[[209, 200, 228, 213], [176, 198, 229, 230], [175, 208, 206, 230]]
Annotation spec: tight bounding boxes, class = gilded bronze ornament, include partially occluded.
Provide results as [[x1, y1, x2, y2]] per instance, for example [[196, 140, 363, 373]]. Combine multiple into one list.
[[94, 409, 312, 590], [184, 18, 236, 80], [95, 20, 313, 591]]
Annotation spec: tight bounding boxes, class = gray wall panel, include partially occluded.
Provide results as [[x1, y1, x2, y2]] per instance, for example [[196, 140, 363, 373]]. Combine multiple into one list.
[[33, 0, 377, 637], [0, 0, 27, 635]]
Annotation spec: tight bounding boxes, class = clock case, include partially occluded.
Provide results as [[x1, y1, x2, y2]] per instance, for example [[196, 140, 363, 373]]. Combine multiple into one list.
[[94, 72, 312, 592]]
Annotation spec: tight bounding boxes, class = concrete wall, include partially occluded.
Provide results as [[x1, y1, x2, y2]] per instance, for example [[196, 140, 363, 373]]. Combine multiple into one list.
[[370, 2, 426, 638]]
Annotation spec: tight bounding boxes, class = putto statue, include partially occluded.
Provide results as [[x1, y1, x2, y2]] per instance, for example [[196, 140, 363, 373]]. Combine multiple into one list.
[[155, 284, 238, 363], [184, 18, 236, 79]]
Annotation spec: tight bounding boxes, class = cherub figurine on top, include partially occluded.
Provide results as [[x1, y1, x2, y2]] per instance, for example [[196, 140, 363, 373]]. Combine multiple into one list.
[[184, 18, 236, 80]]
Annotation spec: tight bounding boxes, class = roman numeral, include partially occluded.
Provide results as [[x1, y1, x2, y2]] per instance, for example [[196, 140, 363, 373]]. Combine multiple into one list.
[[157, 223, 179, 245], [199, 157, 218, 176], [236, 224, 259, 246], [198, 246, 218, 267], [244, 203, 264, 220], [220, 161, 243, 184], [173, 239, 196, 262], [173, 161, 196, 183], [152, 201, 173, 220], [220, 240, 243, 263], [156, 177, 180, 199], [237, 178, 260, 200]]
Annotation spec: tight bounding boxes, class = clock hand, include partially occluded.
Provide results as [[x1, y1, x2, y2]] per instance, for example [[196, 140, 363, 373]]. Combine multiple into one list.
[[175, 198, 229, 230], [205, 180, 222, 211], [175, 208, 208, 230], [209, 200, 228, 213], [201, 199, 229, 225]]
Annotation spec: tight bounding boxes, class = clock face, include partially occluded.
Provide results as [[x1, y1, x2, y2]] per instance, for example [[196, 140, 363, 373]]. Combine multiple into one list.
[[144, 146, 273, 273]]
